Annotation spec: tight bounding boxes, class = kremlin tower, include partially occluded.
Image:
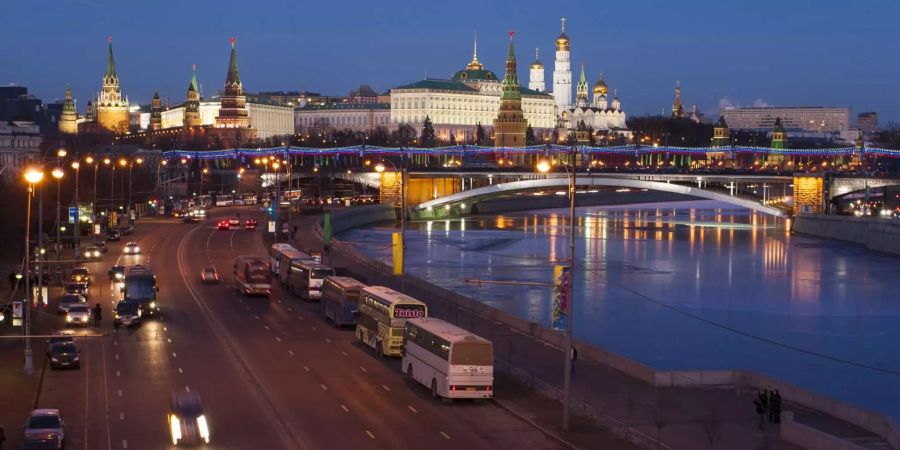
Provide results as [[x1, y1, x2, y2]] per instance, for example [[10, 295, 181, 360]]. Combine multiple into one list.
[[59, 85, 78, 134], [671, 81, 684, 118], [215, 38, 251, 129], [184, 65, 202, 128], [592, 73, 608, 109], [149, 92, 162, 131], [95, 37, 130, 133], [493, 32, 528, 151], [528, 48, 545, 92], [575, 64, 589, 108], [552, 18, 572, 110]]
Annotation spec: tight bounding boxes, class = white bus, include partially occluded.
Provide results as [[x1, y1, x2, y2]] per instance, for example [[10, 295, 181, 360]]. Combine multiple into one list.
[[277, 249, 314, 284], [402, 318, 494, 400], [288, 261, 335, 300], [356, 286, 427, 357], [269, 243, 300, 277]]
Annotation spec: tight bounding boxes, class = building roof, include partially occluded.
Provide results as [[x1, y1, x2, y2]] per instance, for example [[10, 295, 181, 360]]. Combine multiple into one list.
[[297, 103, 390, 111], [393, 79, 479, 92], [450, 68, 499, 82]]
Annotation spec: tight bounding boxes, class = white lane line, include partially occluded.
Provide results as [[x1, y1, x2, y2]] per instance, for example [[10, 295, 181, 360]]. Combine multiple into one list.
[[117, 389, 122, 397], [119, 412, 124, 420], [311, 326, 317, 332], [287, 307, 293, 312], [264, 325, 270, 330], [324, 337, 330, 343], [303, 365, 310, 372], [185, 386, 191, 392], [255, 315, 260, 320], [275, 337, 282, 342], [359, 366, 367, 373], [288, 350, 294, 356], [113, 341, 117, 346], [172, 352, 177, 358], [277, 299, 282, 303], [320, 384, 328, 391], [408, 405, 418, 413], [114, 354, 119, 360], [122, 439, 128, 448], [365, 430, 375, 440], [167, 338, 172, 343], [340, 404, 349, 413], [164, 327, 167, 331], [381, 384, 391, 392], [440, 431, 451, 440], [341, 351, 347, 357], [297, 315, 303, 320], [116, 370, 120, 377]]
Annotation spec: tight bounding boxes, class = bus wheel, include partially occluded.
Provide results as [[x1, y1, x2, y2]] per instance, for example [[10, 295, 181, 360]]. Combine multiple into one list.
[[375, 341, 383, 357], [406, 364, 413, 380], [431, 379, 439, 399]]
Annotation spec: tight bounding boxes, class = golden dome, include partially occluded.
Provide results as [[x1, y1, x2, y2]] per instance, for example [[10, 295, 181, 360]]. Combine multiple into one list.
[[555, 33, 570, 51], [592, 75, 608, 95]]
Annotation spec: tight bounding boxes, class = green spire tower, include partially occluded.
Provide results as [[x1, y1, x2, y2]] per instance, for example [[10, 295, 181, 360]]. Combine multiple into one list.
[[493, 32, 528, 157]]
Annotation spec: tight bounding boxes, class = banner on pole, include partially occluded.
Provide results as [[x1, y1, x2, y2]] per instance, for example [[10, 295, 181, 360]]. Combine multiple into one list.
[[323, 213, 332, 246], [552, 265, 570, 330], [392, 232, 403, 275], [68, 207, 77, 224]]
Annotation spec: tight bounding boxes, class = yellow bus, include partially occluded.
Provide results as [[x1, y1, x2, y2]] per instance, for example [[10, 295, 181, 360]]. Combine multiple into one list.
[[355, 286, 427, 357]]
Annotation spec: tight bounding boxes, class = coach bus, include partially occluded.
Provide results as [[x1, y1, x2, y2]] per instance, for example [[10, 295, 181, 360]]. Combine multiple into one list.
[[234, 256, 272, 296], [277, 249, 314, 285], [355, 286, 427, 357], [288, 261, 335, 300], [320, 276, 367, 326], [402, 317, 494, 400], [269, 243, 305, 278]]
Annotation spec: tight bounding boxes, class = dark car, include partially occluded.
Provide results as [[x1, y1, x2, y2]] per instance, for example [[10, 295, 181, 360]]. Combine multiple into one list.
[[69, 267, 91, 285], [64, 282, 89, 299], [47, 331, 75, 346], [47, 342, 80, 370], [169, 391, 210, 446], [106, 230, 121, 242], [108, 265, 126, 281], [82, 245, 102, 260], [244, 218, 257, 230], [182, 215, 199, 224], [21, 434, 61, 450], [114, 300, 142, 328], [200, 266, 219, 284], [216, 219, 229, 230], [119, 225, 134, 235]]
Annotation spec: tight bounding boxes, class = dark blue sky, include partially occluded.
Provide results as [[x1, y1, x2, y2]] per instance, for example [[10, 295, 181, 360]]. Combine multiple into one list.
[[3, 0, 899, 123]]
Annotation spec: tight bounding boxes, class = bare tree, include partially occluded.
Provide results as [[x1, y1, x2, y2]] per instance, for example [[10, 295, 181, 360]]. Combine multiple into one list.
[[702, 405, 724, 449], [652, 391, 670, 450]]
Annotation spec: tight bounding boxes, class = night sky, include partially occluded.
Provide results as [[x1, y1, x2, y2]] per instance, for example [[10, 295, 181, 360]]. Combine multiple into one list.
[[3, 0, 899, 122]]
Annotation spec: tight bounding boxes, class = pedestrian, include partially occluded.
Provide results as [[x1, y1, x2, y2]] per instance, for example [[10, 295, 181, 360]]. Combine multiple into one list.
[[93, 303, 102, 325], [772, 389, 782, 424], [570, 346, 578, 374], [8, 271, 15, 290], [0, 425, 5, 449], [292, 225, 298, 239], [754, 391, 766, 429]]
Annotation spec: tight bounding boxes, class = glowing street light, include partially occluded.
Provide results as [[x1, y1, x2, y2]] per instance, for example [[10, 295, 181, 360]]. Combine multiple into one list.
[[536, 160, 551, 173]]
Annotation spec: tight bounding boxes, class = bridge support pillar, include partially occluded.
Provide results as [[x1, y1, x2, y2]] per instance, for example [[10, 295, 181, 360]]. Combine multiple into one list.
[[793, 173, 824, 215]]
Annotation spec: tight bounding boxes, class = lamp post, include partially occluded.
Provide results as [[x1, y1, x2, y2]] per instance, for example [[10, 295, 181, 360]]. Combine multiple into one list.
[[71, 161, 80, 259], [127, 157, 143, 216], [23, 167, 44, 375], [537, 146, 577, 431], [51, 167, 64, 261], [271, 160, 282, 242], [118, 158, 127, 218], [375, 156, 405, 291]]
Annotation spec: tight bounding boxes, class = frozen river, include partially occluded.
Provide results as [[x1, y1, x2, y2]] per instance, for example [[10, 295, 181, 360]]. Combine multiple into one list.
[[340, 200, 900, 421]]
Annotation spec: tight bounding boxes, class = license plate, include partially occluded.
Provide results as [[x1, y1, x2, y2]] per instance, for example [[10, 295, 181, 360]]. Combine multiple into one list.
[[466, 387, 477, 391]]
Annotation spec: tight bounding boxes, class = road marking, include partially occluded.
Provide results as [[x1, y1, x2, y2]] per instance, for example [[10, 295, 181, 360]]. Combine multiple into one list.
[[277, 299, 282, 303], [320, 384, 328, 391], [178, 368, 183, 374], [365, 430, 375, 439], [275, 337, 282, 342], [341, 351, 347, 357], [264, 325, 270, 330], [303, 366, 310, 372], [288, 350, 294, 356], [167, 338, 172, 343], [312, 326, 318, 332], [340, 404, 349, 412], [164, 327, 167, 331], [287, 307, 293, 312], [185, 386, 191, 392], [113, 340, 117, 346], [381, 384, 391, 392], [114, 354, 119, 360], [122, 439, 128, 448], [297, 315, 303, 320], [359, 366, 367, 373], [117, 389, 122, 397], [440, 431, 451, 440], [255, 315, 260, 320], [324, 337, 330, 343], [172, 352, 177, 358], [116, 370, 120, 377], [119, 412, 124, 420], [408, 405, 418, 413]]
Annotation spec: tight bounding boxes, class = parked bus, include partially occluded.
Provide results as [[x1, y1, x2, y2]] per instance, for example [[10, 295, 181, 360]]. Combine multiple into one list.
[[320, 276, 367, 326], [402, 318, 494, 400], [278, 249, 314, 285], [234, 256, 272, 296], [355, 286, 427, 357], [121, 265, 159, 317], [288, 261, 335, 300], [269, 243, 299, 277]]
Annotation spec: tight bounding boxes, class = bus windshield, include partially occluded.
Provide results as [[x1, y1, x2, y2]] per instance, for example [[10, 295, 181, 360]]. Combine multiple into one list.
[[311, 268, 334, 279], [247, 264, 269, 282], [125, 276, 156, 300], [450, 342, 493, 366]]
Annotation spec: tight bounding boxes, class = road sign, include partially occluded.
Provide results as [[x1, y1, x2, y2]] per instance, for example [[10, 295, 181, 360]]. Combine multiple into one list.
[[12, 301, 23, 327], [267, 221, 275, 233], [68, 207, 77, 224]]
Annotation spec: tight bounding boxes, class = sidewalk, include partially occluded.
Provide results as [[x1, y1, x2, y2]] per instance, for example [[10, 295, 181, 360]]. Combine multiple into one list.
[[289, 213, 810, 449]]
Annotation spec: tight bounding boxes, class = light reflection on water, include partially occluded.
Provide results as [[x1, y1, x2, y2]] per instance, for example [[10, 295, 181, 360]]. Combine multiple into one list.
[[341, 200, 900, 420]]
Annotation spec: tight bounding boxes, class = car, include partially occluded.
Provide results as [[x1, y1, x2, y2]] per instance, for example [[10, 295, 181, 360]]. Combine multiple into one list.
[[93, 241, 108, 253], [47, 341, 80, 370], [65, 304, 91, 327], [57, 294, 85, 315], [113, 300, 142, 328], [169, 391, 211, 446], [22, 434, 61, 450], [217, 219, 229, 230], [182, 215, 199, 224], [108, 265, 126, 281], [119, 225, 134, 236], [228, 218, 240, 229], [106, 230, 121, 241], [47, 331, 75, 346], [124, 242, 140, 255], [233, 198, 245, 206], [200, 266, 219, 284], [24, 409, 65, 448], [244, 218, 257, 230], [64, 282, 89, 299], [69, 267, 91, 285], [82, 245, 102, 260]]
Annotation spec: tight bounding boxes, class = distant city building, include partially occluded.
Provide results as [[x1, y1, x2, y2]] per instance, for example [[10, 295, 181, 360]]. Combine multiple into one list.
[[856, 112, 879, 134], [0, 119, 41, 182], [158, 99, 292, 140], [59, 86, 78, 134], [294, 103, 390, 133], [671, 82, 684, 118], [389, 36, 555, 142], [719, 106, 852, 139], [0, 85, 52, 133], [552, 18, 572, 110], [528, 48, 545, 93], [94, 38, 130, 133], [493, 33, 528, 148], [348, 85, 379, 104], [559, 66, 628, 138]]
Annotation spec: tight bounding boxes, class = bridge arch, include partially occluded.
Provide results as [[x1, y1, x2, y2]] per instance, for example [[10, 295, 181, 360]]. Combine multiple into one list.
[[415, 176, 788, 217]]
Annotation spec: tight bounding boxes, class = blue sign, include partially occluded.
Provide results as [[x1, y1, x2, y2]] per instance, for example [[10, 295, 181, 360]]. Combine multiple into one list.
[[68, 207, 77, 224]]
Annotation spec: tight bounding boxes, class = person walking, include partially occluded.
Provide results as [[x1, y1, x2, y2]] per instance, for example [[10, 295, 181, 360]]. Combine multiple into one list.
[[570, 346, 578, 374], [93, 303, 102, 325], [0, 425, 6, 449], [754, 391, 767, 429], [772, 389, 782, 424]]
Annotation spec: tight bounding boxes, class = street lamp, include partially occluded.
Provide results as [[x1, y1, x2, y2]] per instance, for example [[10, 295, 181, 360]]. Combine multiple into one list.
[[51, 167, 64, 260], [537, 151, 577, 432], [22, 167, 44, 375], [127, 157, 143, 215], [71, 161, 81, 258], [374, 159, 406, 290]]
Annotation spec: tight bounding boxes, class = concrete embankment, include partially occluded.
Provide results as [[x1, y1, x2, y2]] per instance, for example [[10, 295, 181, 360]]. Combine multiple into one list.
[[314, 204, 900, 450], [793, 214, 900, 256]]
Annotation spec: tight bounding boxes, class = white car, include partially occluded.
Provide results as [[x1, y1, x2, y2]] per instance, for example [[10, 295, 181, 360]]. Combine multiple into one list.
[[65, 304, 91, 327], [124, 242, 141, 255], [25, 408, 65, 447], [57, 294, 85, 314]]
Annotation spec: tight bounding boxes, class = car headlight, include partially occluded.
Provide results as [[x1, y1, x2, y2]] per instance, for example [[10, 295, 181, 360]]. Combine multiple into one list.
[[115, 273, 123, 280], [51, 357, 59, 362], [197, 414, 210, 442], [134, 247, 140, 253], [149, 301, 157, 309], [170, 415, 182, 445], [66, 316, 73, 322], [81, 316, 89, 322], [84, 252, 91, 258]]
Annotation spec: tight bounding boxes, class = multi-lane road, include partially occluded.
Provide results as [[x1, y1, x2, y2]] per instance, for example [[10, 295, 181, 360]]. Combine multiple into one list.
[[19, 207, 563, 450]]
